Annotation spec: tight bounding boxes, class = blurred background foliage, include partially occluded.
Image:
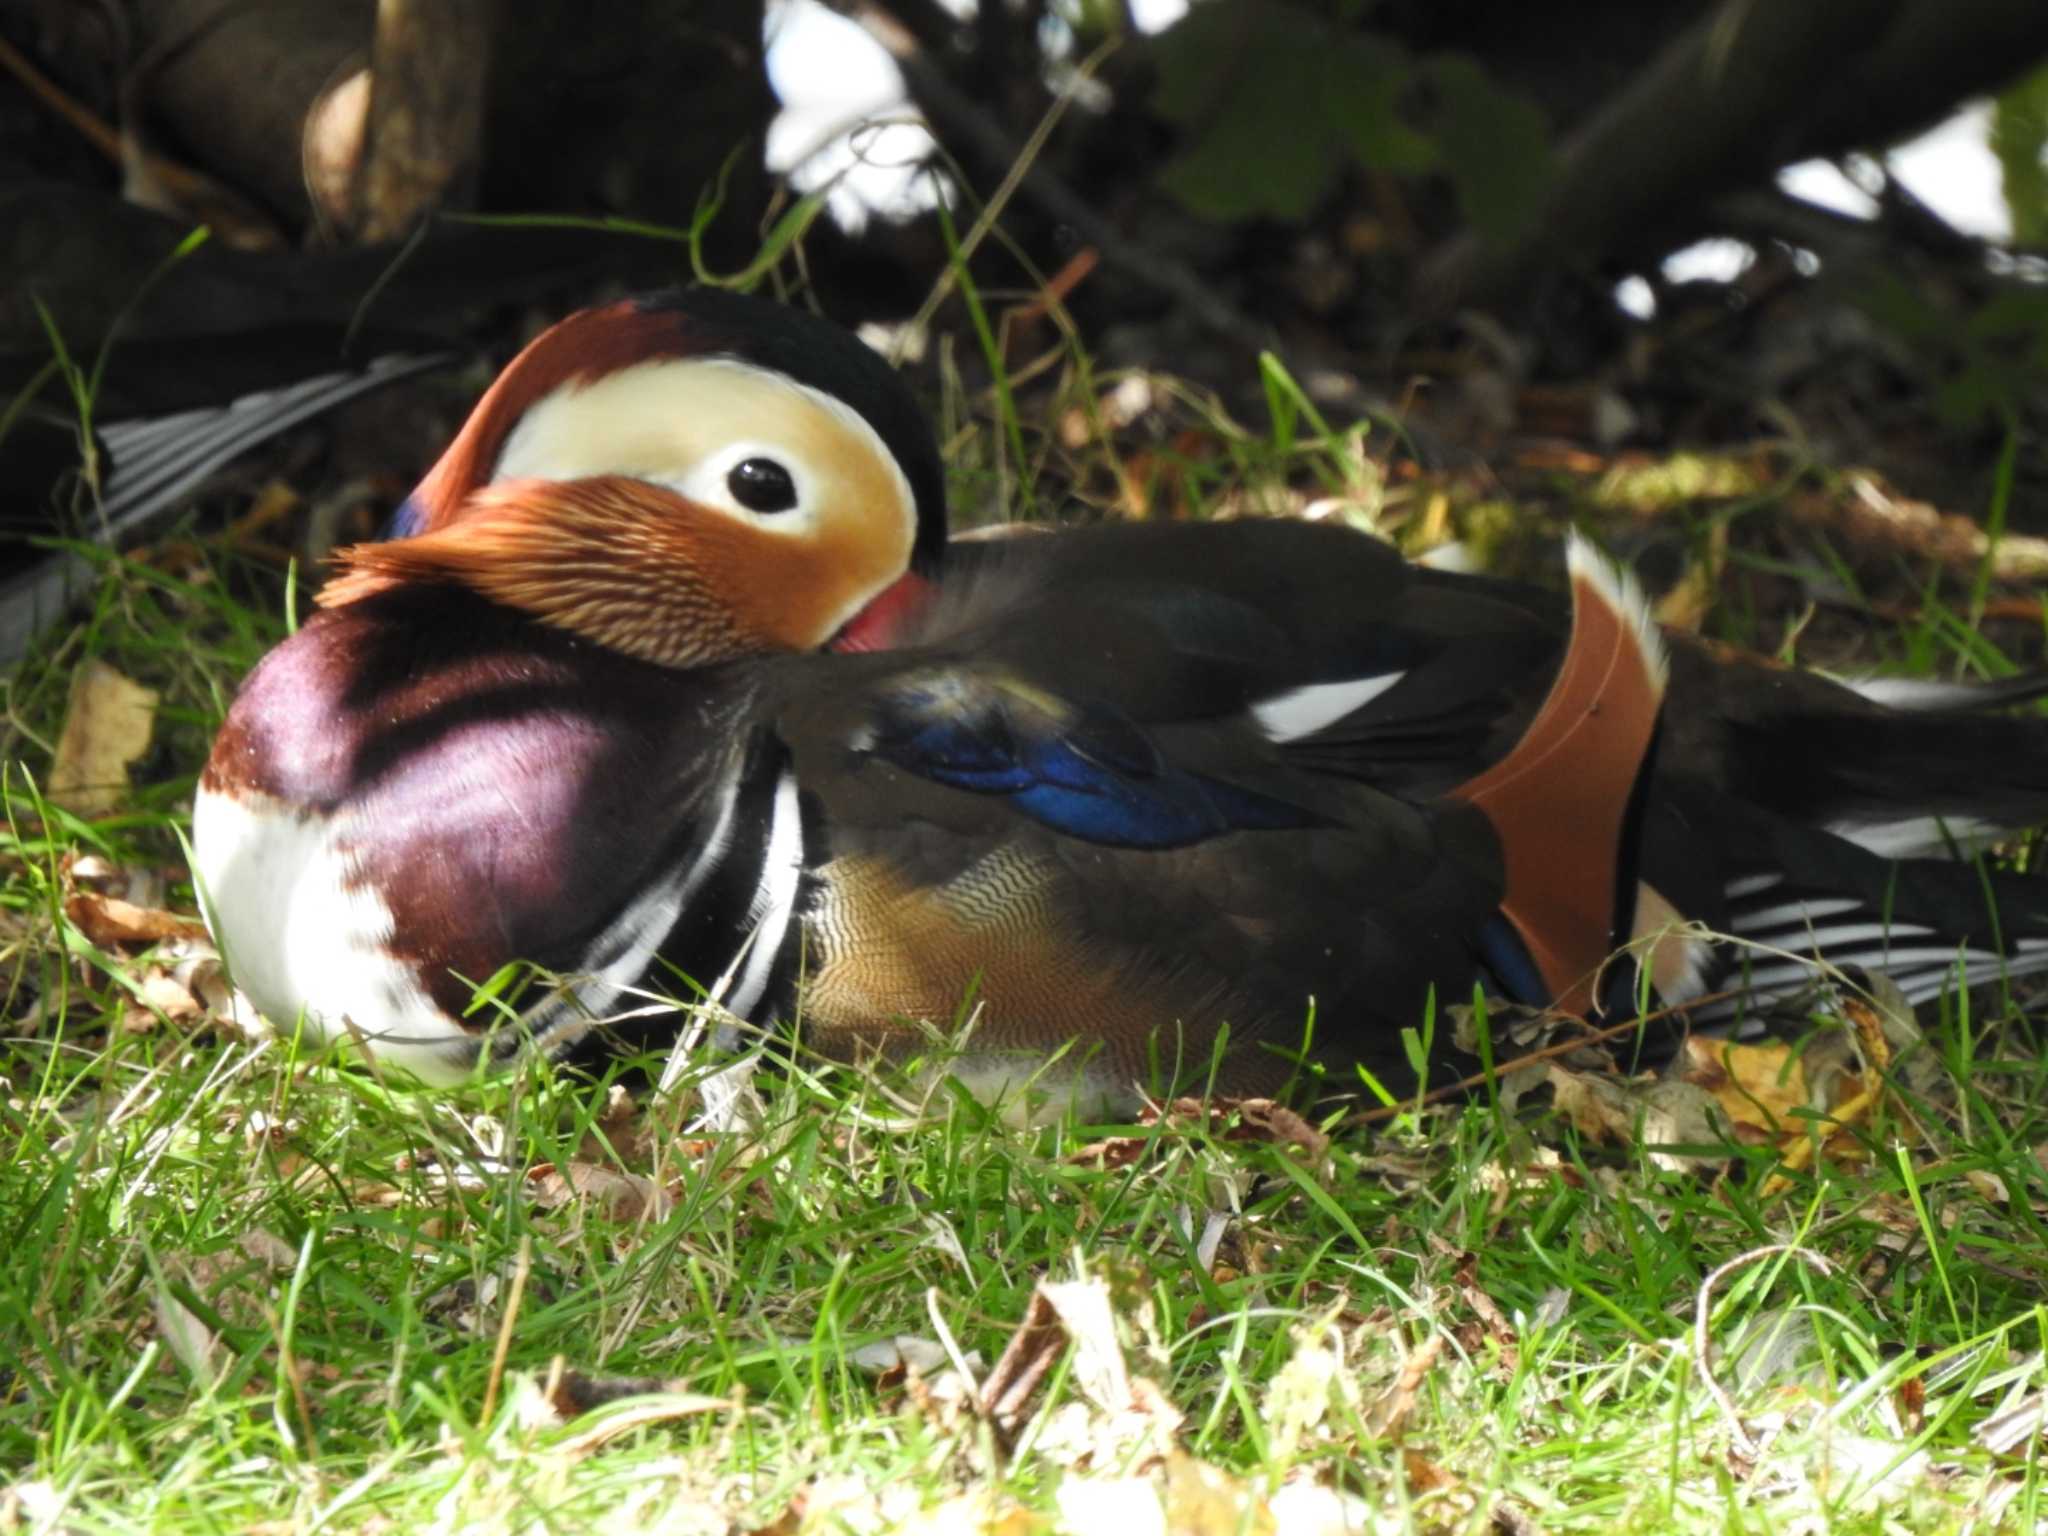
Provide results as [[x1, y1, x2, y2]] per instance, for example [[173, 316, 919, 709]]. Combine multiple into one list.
[[3, 0, 2048, 556]]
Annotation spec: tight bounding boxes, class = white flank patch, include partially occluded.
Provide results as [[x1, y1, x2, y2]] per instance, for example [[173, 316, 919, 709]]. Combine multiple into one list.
[[941, 1051, 1140, 1126], [1632, 883, 1713, 1001], [727, 770, 805, 1020], [1838, 675, 1992, 710], [1250, 673, 1405, 742], [191, 787, 481, 1084], [1828, 814, 2007, 861]]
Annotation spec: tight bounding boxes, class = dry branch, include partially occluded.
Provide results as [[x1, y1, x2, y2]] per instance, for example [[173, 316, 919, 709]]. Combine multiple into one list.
[[1423, 0, 2048, 307]]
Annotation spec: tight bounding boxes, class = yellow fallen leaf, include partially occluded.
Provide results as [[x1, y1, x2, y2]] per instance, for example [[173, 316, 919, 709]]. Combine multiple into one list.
[[49, 661, 159, 818], [1680, 1038, 1808, 1135]]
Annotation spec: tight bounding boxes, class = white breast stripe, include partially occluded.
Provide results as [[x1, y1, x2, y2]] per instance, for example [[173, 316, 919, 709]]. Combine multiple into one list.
[[524, 766, 748, 1055], [519, 872, 686, 1058], [1251, 674, 1406, 743], [676, 770, 744, 912], [728, 770, 805, 1020]]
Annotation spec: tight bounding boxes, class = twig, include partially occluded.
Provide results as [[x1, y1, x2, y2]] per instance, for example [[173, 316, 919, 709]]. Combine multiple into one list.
[[1691, 1242, 1835, 1462], [481, 1234, 534, 1428], [926, 1285, 983, 1405], [832, 0, 1271, 354], [0, 26, 276, 247], [1344, 987, 1752, 1127]]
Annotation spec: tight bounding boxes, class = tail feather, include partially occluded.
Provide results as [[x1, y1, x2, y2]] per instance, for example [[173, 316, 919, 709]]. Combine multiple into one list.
[[1672, 806, 2048, 1026], [1719, 690, 2048, 858]]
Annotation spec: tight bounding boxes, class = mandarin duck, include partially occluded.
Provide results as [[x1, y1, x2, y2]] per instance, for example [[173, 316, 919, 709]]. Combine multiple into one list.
[[192, 289, 2048, 1107]]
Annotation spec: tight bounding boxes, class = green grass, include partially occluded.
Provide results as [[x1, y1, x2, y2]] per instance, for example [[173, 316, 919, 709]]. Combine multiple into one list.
[[6, 368, 2048, 1533]]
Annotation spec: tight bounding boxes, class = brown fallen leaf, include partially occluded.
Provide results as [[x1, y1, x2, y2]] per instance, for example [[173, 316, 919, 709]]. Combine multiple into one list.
[[979, 1277, 1182, 1467], [239, 1228, 302, 1269], [525, 1161, 672, 1223], [1064, 1132, 1152, 1170], [1546, 1064, 1727, 1171], [49, 661, 160, 819], [134, 969, 204, 1022], [982, 1285, 1070, 1433], [1067, 1096, 1329, 1170], [1365, 1331, 1444, 1439], [1211, 1098, 1330, 1162], [1678, 1001, 1905, 1198], [66, 851, 168, 907], [514, 1361, 729, 1457], [64, 891, 210, 948], [545, 1364, 692, 1416], [1451, 1248, 1519, 1375]]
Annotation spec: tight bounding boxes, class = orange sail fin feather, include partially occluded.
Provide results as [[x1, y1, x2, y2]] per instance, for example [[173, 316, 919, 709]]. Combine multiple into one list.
[[1450, 534, 1667, 1015]]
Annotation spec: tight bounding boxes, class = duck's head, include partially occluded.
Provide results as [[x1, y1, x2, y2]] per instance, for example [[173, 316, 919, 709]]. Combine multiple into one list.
[[319, 289, 947, 665]]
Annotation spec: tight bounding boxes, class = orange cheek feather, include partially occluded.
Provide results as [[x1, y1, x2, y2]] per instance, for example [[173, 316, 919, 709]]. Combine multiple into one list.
[[323, 477, 910, 663]]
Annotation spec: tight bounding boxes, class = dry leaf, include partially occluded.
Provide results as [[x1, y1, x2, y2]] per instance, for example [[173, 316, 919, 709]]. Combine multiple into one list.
[[64, 891, 209, 947], [1055, 1476, 1164, 1536], [549, 1390, 727, 1457], [1451, 1249, 1519, 1374], [980, 1278, 1182, 1467], [239, 1229, 301, 1269], [525, 1161, 672, 1222], [1546, 1065, 1727, 1171], [1974, 1389, 2048, 1456], [1069, 1097, 1328, 1170], [66, 852, 166, 907], [849, 1335, 953, 1376], [135, 969, 203, 1021], [1260, 1317, 1364, 1461], [1365, 1332, 1443, 1439], [1162, 1454, 1273, 1536], [154, 1276, 224, 1387], [982, 1285, 1069, 1431], [1064, 1133, 1151, 1169], [1679, 1038, 1808, 1135], [49, 661, 159, 818], [1149, 1096, 1328, 1160]]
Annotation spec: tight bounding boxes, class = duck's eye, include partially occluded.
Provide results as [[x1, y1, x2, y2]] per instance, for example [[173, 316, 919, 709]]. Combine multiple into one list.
[[726, 456, 799, 514]]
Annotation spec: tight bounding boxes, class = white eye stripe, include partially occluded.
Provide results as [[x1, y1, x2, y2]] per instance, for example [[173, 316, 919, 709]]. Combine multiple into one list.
[[489, 354, 918, 548], [665, 441, 822, 535]]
